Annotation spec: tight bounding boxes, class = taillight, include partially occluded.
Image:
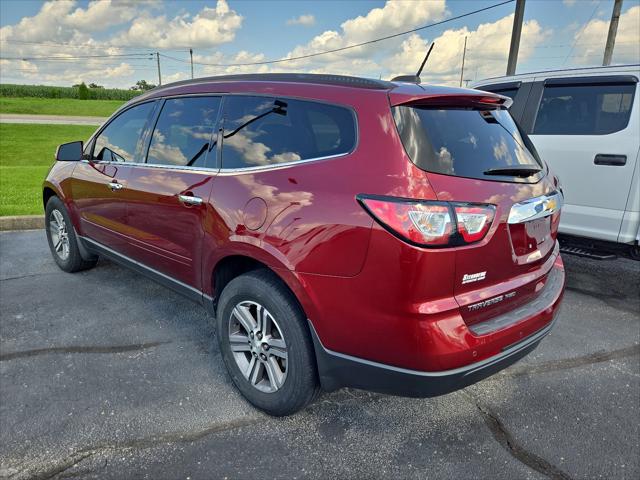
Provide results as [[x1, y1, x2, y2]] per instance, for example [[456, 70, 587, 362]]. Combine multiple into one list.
[[358, 195, 495, 247], [455, 205, 495, 243]]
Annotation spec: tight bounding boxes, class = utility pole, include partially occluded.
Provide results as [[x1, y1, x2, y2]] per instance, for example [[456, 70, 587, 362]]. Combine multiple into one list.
[[190, 48, 194, 79], [156, 52, 162, 86], [603, 0, 623, 66], [459, 36, 467, 87], [506, 0, 526, 76]]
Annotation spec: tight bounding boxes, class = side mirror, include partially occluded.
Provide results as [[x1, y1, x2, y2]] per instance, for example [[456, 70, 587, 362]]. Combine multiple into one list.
[[55, 141, 83, 161]]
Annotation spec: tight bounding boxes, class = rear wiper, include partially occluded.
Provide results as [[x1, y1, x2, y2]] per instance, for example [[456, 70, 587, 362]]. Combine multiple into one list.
[[483, 165, 541, 177]]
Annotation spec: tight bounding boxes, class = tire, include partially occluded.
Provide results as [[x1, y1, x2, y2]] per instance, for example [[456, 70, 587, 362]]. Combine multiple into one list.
[[216, 269, 320, 416], [45, 196, 98, 273]]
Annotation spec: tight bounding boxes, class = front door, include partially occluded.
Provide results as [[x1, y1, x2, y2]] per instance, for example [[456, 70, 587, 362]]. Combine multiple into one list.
[[121, 96, 222, 289], [528, 77, 639, 242], [71, 101, 156, 250]]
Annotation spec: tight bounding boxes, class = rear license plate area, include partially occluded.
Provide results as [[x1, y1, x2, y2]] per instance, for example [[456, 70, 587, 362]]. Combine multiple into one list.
[[510, 217, 551, 256]]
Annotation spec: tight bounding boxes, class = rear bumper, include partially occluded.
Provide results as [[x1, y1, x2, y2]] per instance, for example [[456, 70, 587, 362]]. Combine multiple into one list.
[[308, 253, 565, 396], [310, 314, 557, 397]]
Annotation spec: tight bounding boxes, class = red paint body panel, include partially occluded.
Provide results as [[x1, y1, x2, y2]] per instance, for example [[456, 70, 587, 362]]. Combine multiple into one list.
[[69, 161, 131, 250], [122, 166, 215, 287], [45, 77, 565, 378]]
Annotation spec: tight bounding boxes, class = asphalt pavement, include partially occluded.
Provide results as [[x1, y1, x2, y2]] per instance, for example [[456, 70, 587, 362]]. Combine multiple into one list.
[[0, 230, 638, 480]]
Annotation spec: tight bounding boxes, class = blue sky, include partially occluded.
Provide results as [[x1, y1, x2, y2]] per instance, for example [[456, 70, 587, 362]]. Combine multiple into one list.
[[1, 0, 638, 88]]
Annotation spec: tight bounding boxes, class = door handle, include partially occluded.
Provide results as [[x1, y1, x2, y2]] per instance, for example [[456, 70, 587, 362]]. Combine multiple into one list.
[[108, 181, 124, 191], [594, 154, 627, 166], [177, 194, 203, 206]]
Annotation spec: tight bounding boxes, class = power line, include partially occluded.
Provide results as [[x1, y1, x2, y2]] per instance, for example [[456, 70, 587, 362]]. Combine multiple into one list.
[[1, 53, 154, 61], [0, 39, 191, 53], [162, 0, 516, 68], [564, 0, 600, 64]]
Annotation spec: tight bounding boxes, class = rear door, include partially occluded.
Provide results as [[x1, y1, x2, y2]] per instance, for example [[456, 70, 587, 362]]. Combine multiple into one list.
[[527, 76, 639, 242], [72, 101, 156, 250], [120, 95, 222, 289], [392, 100, 561, 325]]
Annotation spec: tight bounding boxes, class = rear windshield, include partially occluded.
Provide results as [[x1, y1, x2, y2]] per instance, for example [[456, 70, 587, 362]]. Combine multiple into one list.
[[392, 106, 543, 182]]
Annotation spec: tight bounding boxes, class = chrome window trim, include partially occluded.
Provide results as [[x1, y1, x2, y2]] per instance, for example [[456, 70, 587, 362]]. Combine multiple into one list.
[[79, 159, 218, 174], [507, 191, 563, 224], [80, 151, 349, 175], [217, 151, 350, 175]]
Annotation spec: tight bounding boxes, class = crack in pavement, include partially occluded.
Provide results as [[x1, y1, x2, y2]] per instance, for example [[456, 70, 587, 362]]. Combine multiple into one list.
[[464, 392, 573, 480], [2, 345, 636, 478], [0, 272, 61, 282], [16, 416, 264, 480], [502, 344, 639, 378], [6, 390, 383, 480], [0, 342, 171, 361]]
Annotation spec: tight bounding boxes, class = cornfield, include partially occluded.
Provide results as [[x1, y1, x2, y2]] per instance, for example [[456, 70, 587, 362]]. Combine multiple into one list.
[[0, 84, 141, 101]]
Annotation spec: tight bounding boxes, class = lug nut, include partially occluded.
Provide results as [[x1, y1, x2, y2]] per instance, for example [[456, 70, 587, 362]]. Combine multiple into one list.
[[262, 343, 269, 351], [257, 332, 263, 340], [249, 332, 254, 339], [260, 353, 267, 361]]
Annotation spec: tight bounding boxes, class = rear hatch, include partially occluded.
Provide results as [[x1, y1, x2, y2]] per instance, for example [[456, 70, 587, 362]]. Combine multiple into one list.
[[391, 88, 562, 326]]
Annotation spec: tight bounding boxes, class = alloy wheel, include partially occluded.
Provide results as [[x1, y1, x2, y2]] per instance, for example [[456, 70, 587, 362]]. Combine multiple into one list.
[[228, 301, 288, 393], [49, 209, 70, 261]]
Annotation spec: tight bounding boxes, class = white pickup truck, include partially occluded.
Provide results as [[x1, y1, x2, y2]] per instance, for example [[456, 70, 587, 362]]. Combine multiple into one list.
[[473, 65, 640, 259]]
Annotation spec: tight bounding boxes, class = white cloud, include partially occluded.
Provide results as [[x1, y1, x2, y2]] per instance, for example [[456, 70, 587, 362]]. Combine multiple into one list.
[[0, 0, 573, 90], [163, 72, 189, 83], [0, 0, 241, 88], [287, 14, 316, 27], [0, 0, 139, 44], [283, 0, 447, 66], [573, 5, 640, 65], [66, 1, 141, 30], [385, 14, 549, 84], [111, 0, 243, 48], [562, 0, 577, 6]]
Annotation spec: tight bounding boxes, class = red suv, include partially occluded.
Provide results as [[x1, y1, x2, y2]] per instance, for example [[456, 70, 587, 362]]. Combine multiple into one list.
[[44, 74, 565, 415]]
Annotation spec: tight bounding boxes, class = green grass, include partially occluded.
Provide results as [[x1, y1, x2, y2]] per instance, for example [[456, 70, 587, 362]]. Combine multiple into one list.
[[0, 97, 125, 117], [0, 123, 96, 216], [1, 83, 140, 101]]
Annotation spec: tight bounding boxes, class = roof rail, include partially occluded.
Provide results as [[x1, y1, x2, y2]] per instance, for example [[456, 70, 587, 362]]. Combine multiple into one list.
[[151, 73, 394, 91]]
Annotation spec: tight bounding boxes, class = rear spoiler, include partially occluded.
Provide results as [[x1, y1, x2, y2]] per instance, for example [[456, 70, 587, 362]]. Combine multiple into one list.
[[391, 93, 513, 109], [389, 83, 513, 109]]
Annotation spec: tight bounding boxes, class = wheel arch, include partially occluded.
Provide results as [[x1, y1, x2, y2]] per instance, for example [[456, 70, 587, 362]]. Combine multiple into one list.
[[43, 182, 61, 208], [207, 239, 322, 329], [210, 254, 313, 320]]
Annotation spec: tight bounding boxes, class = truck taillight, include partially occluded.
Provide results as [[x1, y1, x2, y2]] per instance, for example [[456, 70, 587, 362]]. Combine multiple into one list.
[[358, 195, 495, 247]]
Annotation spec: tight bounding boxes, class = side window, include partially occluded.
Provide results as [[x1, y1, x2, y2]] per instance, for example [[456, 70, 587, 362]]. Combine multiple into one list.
[[146, 96, 221, 168], [93, 102, 155, 162], [221, 96, 356, 169], [533, 83, 635, 135]]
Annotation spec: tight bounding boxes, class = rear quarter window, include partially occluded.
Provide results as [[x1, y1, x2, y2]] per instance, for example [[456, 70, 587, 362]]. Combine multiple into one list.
[[221, 96, 356, 169]]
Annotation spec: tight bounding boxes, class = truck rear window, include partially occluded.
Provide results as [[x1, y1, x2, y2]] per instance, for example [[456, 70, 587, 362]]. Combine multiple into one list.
[[392, 106, 543, 182]]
